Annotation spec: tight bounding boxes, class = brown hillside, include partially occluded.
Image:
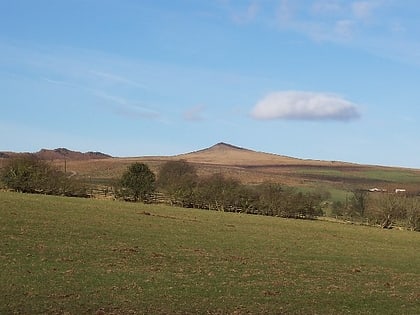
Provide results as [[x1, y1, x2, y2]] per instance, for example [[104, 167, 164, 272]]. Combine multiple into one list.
[[176, 142, 348, 167], [65, 142, 357, 187], [3, 143, 420, 193], [165, 142, 363, 185], [176, 142, 296, 166]]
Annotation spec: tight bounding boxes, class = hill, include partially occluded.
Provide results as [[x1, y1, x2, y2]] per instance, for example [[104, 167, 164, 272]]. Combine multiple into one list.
[[36, 148, 112, 160], [176, 142, 307, 166], [2, 143, 420, 196], [0, 148, 112, 160], [173, 142, 420, 192]]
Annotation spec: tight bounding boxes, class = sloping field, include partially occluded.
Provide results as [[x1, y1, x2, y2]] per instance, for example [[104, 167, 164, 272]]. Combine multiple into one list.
[[1, 191, 419, 314]]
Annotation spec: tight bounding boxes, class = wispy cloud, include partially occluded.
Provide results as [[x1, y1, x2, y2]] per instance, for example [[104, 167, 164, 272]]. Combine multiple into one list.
[[311, 0, 343, 15], [276, 1, 353, 41], [224, 0, 420, 65], [251, 91, 360, 121], [270, 1, 392, 43], [94, 92, 160, 120], [115, 105, 160, 120], [89, 70, 147, 89], [351, 1, 379, 20], [232, 2, 260, 24], [334, 19, 355, 39], [183, 105, 206, 121], [40, 77, 75, 87]]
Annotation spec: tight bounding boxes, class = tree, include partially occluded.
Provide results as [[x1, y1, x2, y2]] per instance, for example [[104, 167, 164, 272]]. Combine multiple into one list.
[[157, 160, 197, 206], [256, 183, 324, 218], [404, 196, 420, 231], [331, 201, 345, 217], [349, 189, 369, 217], [1, 156, 48, 193], [296, 191, 324, 219], [194, 174, 240, 211], [257, 182, 286, 216], [119, 163, 155, 202], [366, 194, 405, 229], [230, 184, 259, 214]]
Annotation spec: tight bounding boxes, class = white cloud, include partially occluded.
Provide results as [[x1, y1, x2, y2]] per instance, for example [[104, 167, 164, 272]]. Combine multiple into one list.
[[251, 91, 360, 121]]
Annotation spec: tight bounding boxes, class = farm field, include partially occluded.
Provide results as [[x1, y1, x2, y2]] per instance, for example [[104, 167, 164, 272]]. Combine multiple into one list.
[[1, 191, 419, 314]]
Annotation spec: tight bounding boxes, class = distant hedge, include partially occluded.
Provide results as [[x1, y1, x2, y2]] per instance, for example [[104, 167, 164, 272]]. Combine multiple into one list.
[[153, 160, 325, 219]]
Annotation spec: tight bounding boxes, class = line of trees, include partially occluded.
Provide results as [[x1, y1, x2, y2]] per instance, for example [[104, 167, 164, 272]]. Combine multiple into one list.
[[116, 160, 420, 230], [332, 189, 420, 231], [3, 156, 418, 231], [116, 160, 325, 219], [0, 156, 87, 197]]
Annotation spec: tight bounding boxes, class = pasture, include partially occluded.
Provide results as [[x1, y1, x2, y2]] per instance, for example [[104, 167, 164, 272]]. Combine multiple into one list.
[[1, 191, 419, 314]]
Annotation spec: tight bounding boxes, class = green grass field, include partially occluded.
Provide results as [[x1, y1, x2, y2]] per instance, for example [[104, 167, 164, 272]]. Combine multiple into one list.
[[297, 167, 420, 185], [1, 191, 419, 314]]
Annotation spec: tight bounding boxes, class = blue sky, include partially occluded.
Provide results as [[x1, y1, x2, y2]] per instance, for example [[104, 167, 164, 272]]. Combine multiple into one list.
[[1, 1, 420, 168]]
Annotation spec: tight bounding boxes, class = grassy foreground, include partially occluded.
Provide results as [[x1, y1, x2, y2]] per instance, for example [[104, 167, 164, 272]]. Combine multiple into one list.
[[1, 192, 419, 314]]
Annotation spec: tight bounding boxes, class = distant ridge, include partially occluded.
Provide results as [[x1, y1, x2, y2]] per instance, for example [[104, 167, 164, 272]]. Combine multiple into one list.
[[0, 148, 112, 160]]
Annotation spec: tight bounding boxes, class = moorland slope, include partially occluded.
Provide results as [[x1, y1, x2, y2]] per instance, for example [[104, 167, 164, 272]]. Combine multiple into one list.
[[2, 143, 420, 193]]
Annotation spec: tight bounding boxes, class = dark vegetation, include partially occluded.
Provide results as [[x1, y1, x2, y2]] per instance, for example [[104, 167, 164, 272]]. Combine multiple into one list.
[[112, 160, 419, 229], [333, 189, 420, 231], [155, 160, 324, 219], [116, 162, 156, 202], [1, 156, 420, 231], [0, 156, 87, 197]]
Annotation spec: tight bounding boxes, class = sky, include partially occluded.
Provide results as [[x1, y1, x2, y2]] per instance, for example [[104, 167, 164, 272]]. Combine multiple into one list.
[[1, 0, 420, 168]]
